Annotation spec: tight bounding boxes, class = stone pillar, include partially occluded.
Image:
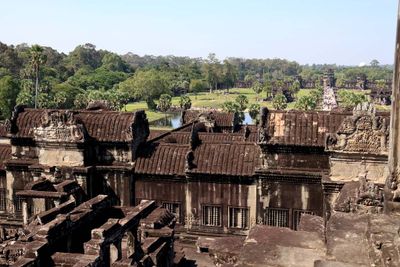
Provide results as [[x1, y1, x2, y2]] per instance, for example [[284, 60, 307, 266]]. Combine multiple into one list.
[[22, 200, 28, 225], [185, 181, 192, 230], [385, 1, 400, 211], [6, 171, 14, 215], [248, 183, 257, 227]]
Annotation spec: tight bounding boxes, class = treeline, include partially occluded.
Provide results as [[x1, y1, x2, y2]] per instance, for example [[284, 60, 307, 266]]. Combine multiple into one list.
[[0, 42, 393, 119]]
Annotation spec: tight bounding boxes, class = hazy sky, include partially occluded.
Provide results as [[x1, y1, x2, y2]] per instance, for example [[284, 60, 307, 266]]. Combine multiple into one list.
[[0, 0, 397, 65]]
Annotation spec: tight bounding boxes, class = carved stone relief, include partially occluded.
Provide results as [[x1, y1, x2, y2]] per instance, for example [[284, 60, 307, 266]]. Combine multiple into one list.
[[326, 104, 388, 155], [33, 111, 86, 143]]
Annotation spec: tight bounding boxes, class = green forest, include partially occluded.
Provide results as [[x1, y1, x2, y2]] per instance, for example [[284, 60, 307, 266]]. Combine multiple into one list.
[[0, 42, 393, 120]]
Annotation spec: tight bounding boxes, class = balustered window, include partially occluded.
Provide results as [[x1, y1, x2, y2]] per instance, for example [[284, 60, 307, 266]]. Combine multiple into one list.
[[13, 191, 23, 213], [202, 205, 222, 227], [229, 207, 249, 229], [0, 188, 6, 212], [264, 208, 289, 228]]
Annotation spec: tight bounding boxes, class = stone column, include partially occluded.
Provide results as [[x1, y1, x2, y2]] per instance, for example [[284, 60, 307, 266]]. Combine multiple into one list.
[[385, 1, 400, 210], [22, 200, 28, 225]]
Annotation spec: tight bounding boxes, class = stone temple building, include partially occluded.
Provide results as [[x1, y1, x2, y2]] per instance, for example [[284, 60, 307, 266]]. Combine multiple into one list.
[[1, 4, 400, 265], [0, 105, 390, 237], [0, 98, 395, 266]]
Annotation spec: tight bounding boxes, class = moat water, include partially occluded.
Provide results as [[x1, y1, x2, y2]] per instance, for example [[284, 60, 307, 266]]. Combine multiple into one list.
[[149, 112, 254, 128]]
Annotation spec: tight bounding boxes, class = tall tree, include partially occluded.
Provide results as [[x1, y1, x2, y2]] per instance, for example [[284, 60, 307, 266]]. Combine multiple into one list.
[[222, 59, 238, 92], [222, 101, 240, 113], [117, 69, 171, 110], [337, 90, 368, 108], [248, 103, 260, 123], [288, 80, 301, 99], [158, 94, 172, 122], [252, 81, 263, 101], [295, 95, 317, 110], [29, 45, 47, 108], [263, 79, 273, 99], [235, 94, 249, 111], [202, 53, 222, 93], [370, 59, 380, 67], [0, 76, 20, 119], [272, 93, 287, 110], [179, 95, 192, 110]]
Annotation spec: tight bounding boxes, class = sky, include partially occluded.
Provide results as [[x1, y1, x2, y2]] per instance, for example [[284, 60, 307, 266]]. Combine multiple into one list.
[[0, 0, 398, 65]]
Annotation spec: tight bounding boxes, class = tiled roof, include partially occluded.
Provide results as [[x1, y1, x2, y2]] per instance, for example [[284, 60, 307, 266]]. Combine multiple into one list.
[[135, 143, 188, 176], [148, 130, 168, 140], [10, 108, 145, 142], [266, 110, 390, 147], [76, 111, 138, 142], [189, 142, 261, 177], [0, 144, 11, 170], [265, 111, 351, 147], [235, 125, 258, 142], [198, 132, 245, 142], [13, 109, 43, 138], [158, 132, 191, 144]]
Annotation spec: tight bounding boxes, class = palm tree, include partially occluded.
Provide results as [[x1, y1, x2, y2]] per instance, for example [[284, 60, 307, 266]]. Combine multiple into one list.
[[29, 45, 47, 109]]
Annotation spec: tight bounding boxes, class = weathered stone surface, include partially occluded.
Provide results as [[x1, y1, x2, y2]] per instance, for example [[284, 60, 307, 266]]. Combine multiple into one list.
[[196, 236, 245, 266], [298, 214, 325, 238], [237, 225, 326, 267], [0, 194, 178, 266]]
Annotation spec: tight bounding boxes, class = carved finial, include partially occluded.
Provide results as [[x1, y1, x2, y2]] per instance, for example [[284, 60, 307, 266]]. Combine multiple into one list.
[[190, 123, 201, 150]]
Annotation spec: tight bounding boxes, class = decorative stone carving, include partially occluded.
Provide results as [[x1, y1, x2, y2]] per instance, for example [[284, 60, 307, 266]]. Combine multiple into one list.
[[258, 127, 268, 144], [334, 174, 384, 214], [326, 103, 388, 155], [356, 173, 383, 207], [33, 111, 86, 143], [198, 113, 216, 131]]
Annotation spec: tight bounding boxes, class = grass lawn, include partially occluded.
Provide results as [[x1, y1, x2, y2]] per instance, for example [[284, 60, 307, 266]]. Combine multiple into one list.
[[124, 87, 390, 126], [124, 88, 310, 121]]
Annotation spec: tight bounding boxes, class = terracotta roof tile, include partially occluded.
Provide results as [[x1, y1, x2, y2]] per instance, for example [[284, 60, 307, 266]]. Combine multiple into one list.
[[0, 144, 11, 170], [155, 131, 250, 144], [198, 132, 245, 142], [76, 111, 137, 142], [265, 110, 390, 147], [135, 143, 189, 176], [189, 142, 261, 177], [158, 132, 191, 144], [148, 130, 168, 140]]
